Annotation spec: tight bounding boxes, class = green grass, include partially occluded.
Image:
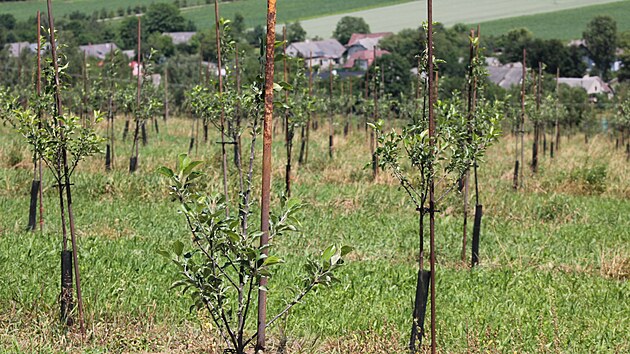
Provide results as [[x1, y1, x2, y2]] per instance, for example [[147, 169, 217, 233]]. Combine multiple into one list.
[[0, 0, 416, 29], [476, 0, 630, 40], [0, 117, 628, 352]]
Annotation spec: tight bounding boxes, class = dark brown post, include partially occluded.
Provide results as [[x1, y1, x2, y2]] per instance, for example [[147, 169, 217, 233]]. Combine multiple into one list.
[[427, 1, 436, 352], [555, 67, 560, 154], [214, 0, 230, 212], [329, 65, 334, 159], [47, 0, 86, 335], [129, 17, 141, 172], [532, 62, 541, 173], [462, 28, 476, 262], [371, 46, 379, 180], [519, 49, 527, 188], [283, 26, 292, 197], [364, 65, 369, 136], [30, 11, 44, 232], [37, 12, 44, 231], [164, 63, 169, 121], [345, 76, 352, 136], [257, 0, 277, 350]]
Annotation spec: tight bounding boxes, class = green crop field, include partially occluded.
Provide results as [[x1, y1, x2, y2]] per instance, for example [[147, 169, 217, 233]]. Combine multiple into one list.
[[295, 0, 624, 40], [0, 115, 628, 352], [0, 0, 416, 28], [477, 0, 630, 40], [3, 0, 628, 39]]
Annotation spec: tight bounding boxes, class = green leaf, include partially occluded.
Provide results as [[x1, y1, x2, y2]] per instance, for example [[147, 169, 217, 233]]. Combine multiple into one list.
[[156, 166, 174, 178], [177, 154, 191, 173], [341, 245, 353, 257], [173, 240, 184, 257], [182, 160, 203, 177], [321, 245, 336, 262], [157, 249, 171, 258], [262, 255, 284, 267]]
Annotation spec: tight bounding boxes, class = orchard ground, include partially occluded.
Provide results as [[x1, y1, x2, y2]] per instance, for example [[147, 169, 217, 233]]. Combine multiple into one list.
[[0, 115, 628, 352]]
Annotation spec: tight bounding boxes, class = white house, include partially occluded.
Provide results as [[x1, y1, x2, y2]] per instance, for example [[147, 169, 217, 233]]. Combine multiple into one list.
[[557, 75, 614, 100], [79, 43, 119, 60], [286, 39, 345, 69], [345, 32, 392, 57]]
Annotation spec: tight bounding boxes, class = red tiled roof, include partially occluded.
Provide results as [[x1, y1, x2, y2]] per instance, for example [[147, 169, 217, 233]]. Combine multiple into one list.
[[347, 32, 393, 47], [343, 49, 390, 69]]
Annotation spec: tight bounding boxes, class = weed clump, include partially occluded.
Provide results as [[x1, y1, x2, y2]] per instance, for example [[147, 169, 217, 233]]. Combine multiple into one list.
[[568, 164, 607, 194], [6, 143, 23, 167], [534, 194, 578, 222]]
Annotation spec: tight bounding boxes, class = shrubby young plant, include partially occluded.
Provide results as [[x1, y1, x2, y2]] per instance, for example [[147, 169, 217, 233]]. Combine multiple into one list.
[[158, 155, 351, 354], [371, 24, 502, 352], [161, 17, 350, 353], [11, 25, 104, 333]]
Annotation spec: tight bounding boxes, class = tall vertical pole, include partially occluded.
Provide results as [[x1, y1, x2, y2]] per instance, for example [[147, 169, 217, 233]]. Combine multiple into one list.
[[329, 64, 334, 159], [214, 0, 230, 212], [555, 67, 560, 153], [306, 51, 312, 164], [532, 61, 541, 172], [47, 0, 85, 335], [520, 49, 526, 188], [164, 63, 169, 121], [257, 0, 277, 351], [37, 11, 44, 232], [283, 26, 292, 197], [82, 49, 88, 125], [364, 65, 369, 136], [346, 76, 352, 136], [371, 46, 378, 180], [427, 1, 436, 352], [462, 28, 475, 262]]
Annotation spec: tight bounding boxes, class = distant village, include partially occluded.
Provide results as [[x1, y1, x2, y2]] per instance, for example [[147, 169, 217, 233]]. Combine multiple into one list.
[[4, 29, 623, 99]]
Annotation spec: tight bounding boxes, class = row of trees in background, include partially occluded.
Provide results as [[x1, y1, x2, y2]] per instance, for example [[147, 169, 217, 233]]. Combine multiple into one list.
[[1, 1, 630, 352]]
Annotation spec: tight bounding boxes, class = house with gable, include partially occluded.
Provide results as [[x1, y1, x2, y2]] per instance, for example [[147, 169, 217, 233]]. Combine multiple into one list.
[[79, 43, 119, 60], [163, 32, 196, 45], [344, 48, 390, 71], [557, 76, 614, 101], [345, 32, 392, 57], [6, 42, 32, 57], [286, 38, 345, 69], [486, 61, 524, 89]]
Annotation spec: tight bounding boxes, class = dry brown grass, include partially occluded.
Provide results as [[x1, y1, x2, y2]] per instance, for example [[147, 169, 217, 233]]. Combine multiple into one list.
[[600, 251, 630, 280], [0, 309, 220, 353]]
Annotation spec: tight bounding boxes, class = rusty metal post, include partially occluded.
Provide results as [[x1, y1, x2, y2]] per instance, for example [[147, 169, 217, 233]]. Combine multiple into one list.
[[257, 0, 277, 350]]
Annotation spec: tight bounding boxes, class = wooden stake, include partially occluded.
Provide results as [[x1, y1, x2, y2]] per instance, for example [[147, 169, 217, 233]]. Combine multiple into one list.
[[47, 0, 86, 335], [427, 1, 436, 352], [257, 0, 277, 350], [214, 0, 230, 213]]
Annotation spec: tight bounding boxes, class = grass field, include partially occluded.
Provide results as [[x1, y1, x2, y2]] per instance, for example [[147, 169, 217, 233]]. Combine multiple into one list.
[[296, 0, 624, 40], [0, 0, 416, 29], [3, 0, 628, 40], [477, 0, 630, 40], [0, 114, 628, 352]]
